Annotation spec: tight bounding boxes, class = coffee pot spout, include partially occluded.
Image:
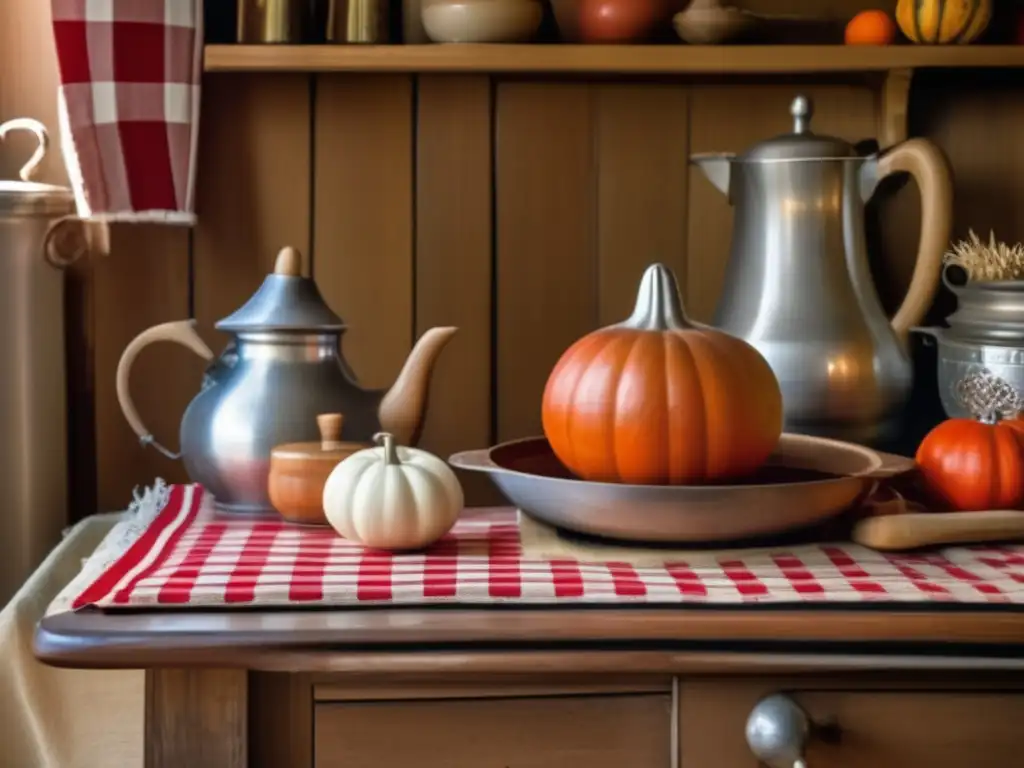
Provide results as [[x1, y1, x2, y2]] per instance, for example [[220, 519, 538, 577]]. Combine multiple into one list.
[[376, 326, 458, 446], [690, 153, 734, 196]]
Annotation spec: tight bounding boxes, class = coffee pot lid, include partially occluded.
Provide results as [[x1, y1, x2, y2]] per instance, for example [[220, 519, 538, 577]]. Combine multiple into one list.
[[0, 119, 75, 216], [739, 95, 859, 162], [216, 246, 346, 332]]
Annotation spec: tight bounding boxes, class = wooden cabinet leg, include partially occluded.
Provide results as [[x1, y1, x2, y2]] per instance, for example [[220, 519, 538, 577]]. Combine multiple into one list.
[[250, 672, 314, 768], [145, 668, 248, 768]]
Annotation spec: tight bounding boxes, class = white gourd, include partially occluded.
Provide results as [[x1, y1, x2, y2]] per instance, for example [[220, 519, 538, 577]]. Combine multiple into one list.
[[323, 432, 464, 550]]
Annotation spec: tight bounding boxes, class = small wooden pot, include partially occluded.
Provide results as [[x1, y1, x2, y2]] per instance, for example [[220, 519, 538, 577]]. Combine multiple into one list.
[[268, 414, 370, 526]]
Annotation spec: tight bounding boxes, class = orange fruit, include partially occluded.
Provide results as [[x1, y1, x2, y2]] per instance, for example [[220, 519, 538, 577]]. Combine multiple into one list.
[[844, 10, 897, 44]]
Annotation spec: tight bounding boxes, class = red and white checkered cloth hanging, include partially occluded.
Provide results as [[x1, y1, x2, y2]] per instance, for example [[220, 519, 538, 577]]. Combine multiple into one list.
[[69, 485, 1024, 611], [51, 0, 203, 224]]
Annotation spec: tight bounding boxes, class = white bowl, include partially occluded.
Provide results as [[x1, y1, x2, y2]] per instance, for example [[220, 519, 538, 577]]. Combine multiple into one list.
[[422, 0, 543, 43]]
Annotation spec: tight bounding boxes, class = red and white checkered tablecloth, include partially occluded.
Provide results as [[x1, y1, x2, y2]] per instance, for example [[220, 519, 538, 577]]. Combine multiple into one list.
[[72, 485, 1024, 611]]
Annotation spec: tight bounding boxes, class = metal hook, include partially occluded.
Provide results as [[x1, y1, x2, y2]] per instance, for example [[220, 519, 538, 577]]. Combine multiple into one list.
[[0, 118, 50, 182]]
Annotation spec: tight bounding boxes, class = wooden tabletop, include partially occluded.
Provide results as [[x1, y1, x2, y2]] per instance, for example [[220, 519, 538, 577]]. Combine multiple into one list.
[[35, 604, 1024, 671]]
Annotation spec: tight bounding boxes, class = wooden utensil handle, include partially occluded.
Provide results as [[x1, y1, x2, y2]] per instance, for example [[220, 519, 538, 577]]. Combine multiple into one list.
[[853, 510, 1024, 551]]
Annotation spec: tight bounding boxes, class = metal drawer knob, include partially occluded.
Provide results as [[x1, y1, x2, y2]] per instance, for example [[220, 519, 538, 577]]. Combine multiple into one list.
[[745, 694, 811, 768]]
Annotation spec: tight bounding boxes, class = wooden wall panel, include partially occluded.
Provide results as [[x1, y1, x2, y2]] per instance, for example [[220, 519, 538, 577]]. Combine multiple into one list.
[[917, 73, 1024, 252], [415, 75, 498, 503], [595, 84, 689, 324], [93, 227, 192, 511], [193, 73, 313, 342], [313, 75, 415, 394], [495, 83, 597, 442], [686, 84, 878, 322]]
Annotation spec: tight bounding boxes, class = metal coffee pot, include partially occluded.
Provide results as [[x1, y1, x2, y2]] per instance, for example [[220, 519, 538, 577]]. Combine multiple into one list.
[[116, 246, 456, 513], [691, 94, 953, 445]]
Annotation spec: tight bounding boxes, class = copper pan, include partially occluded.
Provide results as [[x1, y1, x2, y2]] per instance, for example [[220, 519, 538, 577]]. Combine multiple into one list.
[[450, 434, 916, 544]]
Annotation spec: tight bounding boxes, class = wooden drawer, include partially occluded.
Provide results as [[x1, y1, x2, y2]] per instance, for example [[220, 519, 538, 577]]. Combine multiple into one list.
[[314, 693, 672, 767], [680, 681, 1024, 768]]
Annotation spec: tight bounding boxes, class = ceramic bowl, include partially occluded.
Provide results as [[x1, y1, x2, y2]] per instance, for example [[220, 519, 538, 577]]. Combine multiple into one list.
[[673, 4, 754, 44], [422, 0, 543, 43], [551, 0, 683, 43]]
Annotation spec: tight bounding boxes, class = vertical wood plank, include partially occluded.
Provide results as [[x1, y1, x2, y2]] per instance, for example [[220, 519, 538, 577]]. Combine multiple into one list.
[[415, 75, 498, 503], [915, 73, 1024, 255], [193, 73, 313, 344], [686, 84, 877, 322], [146, 668, 247, 768], [595, 84, 689, 324], [93, 226, 192, 510], [313, 75, 414, 392], [495, 82, 597, 442]]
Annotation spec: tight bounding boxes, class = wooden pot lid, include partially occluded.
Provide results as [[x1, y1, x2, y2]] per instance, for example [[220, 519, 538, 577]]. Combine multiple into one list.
[[271, 413, 369, 465]]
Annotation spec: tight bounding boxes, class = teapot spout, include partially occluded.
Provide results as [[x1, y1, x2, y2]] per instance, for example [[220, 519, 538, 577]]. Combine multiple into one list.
[[377, 326, 457, 446], [690, 153, 734, 196]]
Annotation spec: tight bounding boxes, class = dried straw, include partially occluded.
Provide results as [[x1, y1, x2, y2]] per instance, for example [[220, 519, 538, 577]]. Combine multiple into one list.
[[943, 230, 1024, 282]]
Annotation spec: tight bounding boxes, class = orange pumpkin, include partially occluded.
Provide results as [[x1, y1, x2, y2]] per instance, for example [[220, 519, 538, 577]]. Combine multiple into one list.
[[541, 263, 783, 485], [916, 372, 1024, 511]]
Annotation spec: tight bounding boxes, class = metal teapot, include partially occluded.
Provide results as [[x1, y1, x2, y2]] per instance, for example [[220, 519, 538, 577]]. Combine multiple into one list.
[[691, 95, 953, 445], [116, 246, 457, 512]]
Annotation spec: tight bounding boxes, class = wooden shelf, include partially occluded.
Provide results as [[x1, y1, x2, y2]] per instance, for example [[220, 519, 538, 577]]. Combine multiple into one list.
[[204, 44, 1024, 74]]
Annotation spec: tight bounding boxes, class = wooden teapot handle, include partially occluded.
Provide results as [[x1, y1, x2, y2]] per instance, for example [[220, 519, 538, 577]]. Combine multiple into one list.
[[878, 138, 953, 347], [116, 320, 215, 460]]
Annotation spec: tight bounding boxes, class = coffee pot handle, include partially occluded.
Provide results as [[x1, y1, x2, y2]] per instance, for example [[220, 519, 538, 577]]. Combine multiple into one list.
[[876, 138, 953, 346], [116, 320, 215, 460]]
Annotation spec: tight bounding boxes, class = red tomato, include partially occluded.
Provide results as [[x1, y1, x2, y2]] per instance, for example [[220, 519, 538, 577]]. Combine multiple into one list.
[[578, 0, 665, 43]]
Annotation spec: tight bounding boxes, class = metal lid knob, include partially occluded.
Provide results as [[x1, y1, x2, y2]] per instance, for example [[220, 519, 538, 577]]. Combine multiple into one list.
[[791, 95, 813, 134], [745, 694, 810, 768]]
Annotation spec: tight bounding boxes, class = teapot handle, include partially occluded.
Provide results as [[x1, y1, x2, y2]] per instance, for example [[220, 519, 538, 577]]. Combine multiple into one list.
[[116, 320, 215, 460], [877, 138, 953, 346]]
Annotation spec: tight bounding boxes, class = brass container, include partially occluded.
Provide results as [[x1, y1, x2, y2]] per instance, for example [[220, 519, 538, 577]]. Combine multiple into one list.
[[327, 0, 391, 43], [237, 0, 310, 43]]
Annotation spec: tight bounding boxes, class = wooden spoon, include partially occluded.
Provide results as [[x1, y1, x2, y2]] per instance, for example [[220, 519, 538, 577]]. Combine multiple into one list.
[[853, 510, 1024, 551]]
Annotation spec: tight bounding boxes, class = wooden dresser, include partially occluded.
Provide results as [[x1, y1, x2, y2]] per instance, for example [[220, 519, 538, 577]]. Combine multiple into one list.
[[35, 604, 1024, 767]]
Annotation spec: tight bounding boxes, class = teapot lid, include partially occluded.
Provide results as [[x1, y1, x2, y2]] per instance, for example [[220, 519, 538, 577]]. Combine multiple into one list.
[[0, 119, 75, 216], [216, 246, 346, 332], [739, 96, 858, 162]]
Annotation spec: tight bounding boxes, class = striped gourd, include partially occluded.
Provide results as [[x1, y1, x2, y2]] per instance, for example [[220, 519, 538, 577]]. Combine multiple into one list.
[[895, 0, 992, 43]]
